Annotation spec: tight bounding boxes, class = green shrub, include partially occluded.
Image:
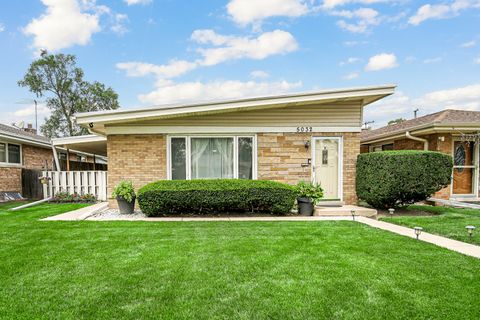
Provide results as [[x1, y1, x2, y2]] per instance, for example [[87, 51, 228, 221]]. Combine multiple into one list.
[[137, 179, 297, 216], [112, 180, 136, 202], [356, 150, 453, 209], [295, 181, 323, 204]]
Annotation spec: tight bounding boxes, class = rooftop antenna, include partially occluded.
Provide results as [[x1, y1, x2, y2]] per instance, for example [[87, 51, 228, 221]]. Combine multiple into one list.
[[15, 99, 44, 130], [414, 108, 419, 119], [363, 120, 375, 129]]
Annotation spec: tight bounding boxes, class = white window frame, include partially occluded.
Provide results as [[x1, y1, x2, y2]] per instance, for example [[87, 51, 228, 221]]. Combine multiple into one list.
[[0, 141, 22, 166], [311, 136, 343, 201], [167, 134, 257, 180], [450, 138, 479, 198]]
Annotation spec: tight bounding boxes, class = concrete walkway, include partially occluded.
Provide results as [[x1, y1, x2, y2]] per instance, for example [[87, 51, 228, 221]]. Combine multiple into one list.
[[42, 202, 108, 221], [428, 197, 480, 210], [356, 216, 480, 259]]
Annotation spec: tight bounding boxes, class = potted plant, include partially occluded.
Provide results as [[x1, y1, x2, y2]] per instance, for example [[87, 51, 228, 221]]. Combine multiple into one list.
[[295, 181, 323, 216], [38, 176, 51, 185], [112, 180, 136, 214]]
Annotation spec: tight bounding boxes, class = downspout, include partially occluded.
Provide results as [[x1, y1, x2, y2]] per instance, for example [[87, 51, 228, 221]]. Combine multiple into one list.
[[406, 131, 429, 150]]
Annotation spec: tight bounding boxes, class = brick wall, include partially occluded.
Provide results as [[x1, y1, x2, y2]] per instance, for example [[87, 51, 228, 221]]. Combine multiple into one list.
[[393, 138, 424, 151], [107, 134, 167, 208], [22, 145, 54, 170], [257, 132, 359, 205], [0, 167, 22, 193]]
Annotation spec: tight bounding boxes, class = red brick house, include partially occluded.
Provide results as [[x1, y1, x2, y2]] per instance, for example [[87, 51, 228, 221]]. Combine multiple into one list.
[[361, 110, 480, 201]]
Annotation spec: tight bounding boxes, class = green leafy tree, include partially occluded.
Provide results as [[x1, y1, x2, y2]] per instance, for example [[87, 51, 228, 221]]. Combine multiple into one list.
[[18, 51, 119, 138], [388, 118, 406, 125]]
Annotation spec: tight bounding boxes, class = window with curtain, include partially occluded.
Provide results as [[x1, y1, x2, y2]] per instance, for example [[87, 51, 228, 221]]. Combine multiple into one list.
[[0, 143, 6, 162], [169, 136, 254, 180]]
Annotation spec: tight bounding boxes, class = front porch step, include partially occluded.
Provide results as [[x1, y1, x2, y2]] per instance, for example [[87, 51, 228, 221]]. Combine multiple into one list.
[[314, 205, 377, 218]]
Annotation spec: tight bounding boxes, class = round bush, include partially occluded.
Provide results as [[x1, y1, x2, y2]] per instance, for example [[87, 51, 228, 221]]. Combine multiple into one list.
[[356, 150, 453, 209], [137, 179, 297, 216]]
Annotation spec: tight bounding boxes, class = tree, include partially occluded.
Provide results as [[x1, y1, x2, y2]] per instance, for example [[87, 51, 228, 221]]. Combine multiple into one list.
[[388, 118, 406, 125], [18, 51, 119, 138]]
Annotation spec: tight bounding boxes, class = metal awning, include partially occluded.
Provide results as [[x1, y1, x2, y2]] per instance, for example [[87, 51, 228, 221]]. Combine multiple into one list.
[[52, 135, 107, 157]]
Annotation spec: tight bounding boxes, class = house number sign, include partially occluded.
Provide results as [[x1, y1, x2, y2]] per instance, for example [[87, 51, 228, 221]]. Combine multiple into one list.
[[296, 126, 313, 133]]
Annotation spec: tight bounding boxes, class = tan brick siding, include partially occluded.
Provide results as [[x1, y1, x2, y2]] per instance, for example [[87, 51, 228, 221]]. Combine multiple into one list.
[[107, 134, 166, 208], [0, 167, 22, 193], [257, 132, 359, 205], [22, 145, 54, 170]]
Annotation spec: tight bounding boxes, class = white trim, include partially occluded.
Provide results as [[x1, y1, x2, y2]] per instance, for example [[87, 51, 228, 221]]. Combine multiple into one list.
[[105, 126, 362, 135], [450, 138, 479, 198], [311, 136, 343, 201], [167, 134, 257, 180], [0, 140, 22, 166], [75, 85, 396, 125], [52, 135, 106, 146]]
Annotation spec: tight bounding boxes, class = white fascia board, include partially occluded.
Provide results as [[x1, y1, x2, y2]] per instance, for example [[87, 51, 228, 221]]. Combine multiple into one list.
[[105, 126, 362, 135], [52, 135, 106, 146], [0, 133, 51, 148], [75, 85, 396, 126]]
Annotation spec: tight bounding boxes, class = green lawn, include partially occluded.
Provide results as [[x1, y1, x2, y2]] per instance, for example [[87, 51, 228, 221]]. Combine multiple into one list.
[[0, 202, 479, 319], [381, 205, 480, 245]]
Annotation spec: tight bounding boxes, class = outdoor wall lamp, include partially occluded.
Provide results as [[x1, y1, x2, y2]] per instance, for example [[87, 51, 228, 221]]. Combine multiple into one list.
[[414, 227, 423, 240], [388, 208, 395, 215], [304, 140, 310, 150], [351, 209, 356, 221], [466, 226, 475, 238]]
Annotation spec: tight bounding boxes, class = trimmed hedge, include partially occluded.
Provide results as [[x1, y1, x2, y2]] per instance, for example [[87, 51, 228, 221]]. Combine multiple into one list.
[[356, 150, 453, 209], [137, 179, 297, 216]]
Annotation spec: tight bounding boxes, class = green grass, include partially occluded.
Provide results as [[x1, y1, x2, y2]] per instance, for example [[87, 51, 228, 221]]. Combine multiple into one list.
[[0, 202, 479, 319], [381, 205, 480, 245]]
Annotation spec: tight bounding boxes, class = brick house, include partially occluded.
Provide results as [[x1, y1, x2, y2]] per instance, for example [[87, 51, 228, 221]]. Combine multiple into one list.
[[0, 123, 104, 200], [361, 109, 480, 200], [67, 85, 395, 208]]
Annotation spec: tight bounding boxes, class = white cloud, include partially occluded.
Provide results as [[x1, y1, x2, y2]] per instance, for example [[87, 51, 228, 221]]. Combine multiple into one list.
[[342, 72, 359, 80], [423, 57, 442, 64], [0, 102, 50, 130], [23, 0, 102, 51], [116, 60, 198, 79], [408, 0, 480, 26], [192, 29, 298, 66], [365, 53, 398, 71], [343, 40, 368, 46], [461, 40, 476, 48], [322, 0, 391, 9], [0, 23, 4, 32], [250, 70, 270, 78], [365, 84, 480, 127], [332, 7, 381, 33], [339, 57, 360, 66], [124, 0, 152, 5], [227, 0, 309, 26], [475, 56, 480, 64], [111, 13, 129, 35], [138, 80, 302, 105]]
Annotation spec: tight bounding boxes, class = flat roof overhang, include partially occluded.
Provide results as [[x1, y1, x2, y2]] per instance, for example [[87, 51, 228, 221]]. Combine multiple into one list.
[[73, 84, 396, 135], [52, 135, 107, 157]]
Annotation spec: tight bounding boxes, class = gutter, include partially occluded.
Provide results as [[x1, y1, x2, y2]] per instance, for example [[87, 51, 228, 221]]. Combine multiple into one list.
[[406, 131, 428, 150]]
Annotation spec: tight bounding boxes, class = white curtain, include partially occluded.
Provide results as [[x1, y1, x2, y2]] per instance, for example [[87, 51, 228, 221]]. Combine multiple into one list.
[[191, 138, 234, 179]]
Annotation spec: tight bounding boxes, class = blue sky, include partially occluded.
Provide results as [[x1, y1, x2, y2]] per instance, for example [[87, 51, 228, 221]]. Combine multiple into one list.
[[0, 0, 479, 130]]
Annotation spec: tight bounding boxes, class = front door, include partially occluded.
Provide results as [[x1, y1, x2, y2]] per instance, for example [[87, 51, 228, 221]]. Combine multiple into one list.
[[313, 137, 342, 200], [452, 141, 476, 195]]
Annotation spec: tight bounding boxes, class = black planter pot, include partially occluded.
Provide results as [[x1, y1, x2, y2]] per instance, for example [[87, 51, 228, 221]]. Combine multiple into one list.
[[297, 197, 314, 216], [117, 195, 136, 214]]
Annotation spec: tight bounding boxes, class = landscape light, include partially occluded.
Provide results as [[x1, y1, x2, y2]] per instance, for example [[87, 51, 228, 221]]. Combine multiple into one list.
[[351, 209, 356, 221], [466, 226, 475, 238], [414, 227, 423, 240], [388, 208, 395, 215]]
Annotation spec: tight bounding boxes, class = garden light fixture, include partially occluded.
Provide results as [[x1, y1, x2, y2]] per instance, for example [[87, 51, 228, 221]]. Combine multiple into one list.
[[466, 226, 475, 238], [388, 208, 395, 215], [414, 227, 423, 240], [351, 209, 356, 221]]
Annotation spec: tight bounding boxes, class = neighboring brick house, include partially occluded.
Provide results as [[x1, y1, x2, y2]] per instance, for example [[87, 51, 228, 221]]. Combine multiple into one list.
[[361, 109, 480, 201], [0, 123, 103, 199], [68, 85, 396, 208]]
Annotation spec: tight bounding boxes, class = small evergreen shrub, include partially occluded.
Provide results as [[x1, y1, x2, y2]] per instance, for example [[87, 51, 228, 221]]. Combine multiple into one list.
[[356, 150, 453, 209], [137, 179, 297, 216]]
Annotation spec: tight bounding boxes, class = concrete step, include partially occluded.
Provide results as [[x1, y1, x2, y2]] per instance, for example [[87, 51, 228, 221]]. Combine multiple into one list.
[[314, 205, 377, 218]]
